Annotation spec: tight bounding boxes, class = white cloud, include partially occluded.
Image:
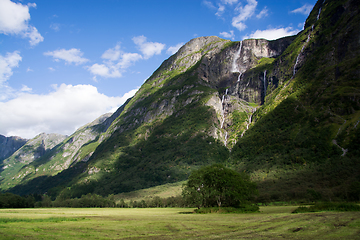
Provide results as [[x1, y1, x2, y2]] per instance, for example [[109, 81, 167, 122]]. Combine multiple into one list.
[[132, 35, 166, 59], [220, 30, 235, 40], [0, 51, 22, 85], [256, 7, 268, 19], [117, 52, 143, 69], [232, 0, 258, 31], [0, 84, 138, 139], [88, 44, 143, 80], [244, 27, 299, 40], [44, 48, 89, 65], [0, 0, 43, 46], [20, 84, 32, 92], [291, 4, 313, 15], [221, 0, 237, 4], [167, 43, 184, 55], [88, 63, 122, 79], [203, 0, 216, 9], [89, 36, 164, 80], [101, 44, 121, 61], [215, 4, 225, 17]]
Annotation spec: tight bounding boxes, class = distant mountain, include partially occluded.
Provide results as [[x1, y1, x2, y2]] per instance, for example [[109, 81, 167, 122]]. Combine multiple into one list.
[[0, 107, 126, 192], [2, 0, 359, 202], [0, 135, 27, 162]]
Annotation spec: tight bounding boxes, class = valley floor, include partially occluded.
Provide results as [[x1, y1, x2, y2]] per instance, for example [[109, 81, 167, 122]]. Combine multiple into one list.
[[0, 207, 359, 239]]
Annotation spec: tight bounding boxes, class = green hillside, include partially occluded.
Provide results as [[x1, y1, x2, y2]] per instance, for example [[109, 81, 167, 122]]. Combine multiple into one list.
[[2, 0, 359, 203]]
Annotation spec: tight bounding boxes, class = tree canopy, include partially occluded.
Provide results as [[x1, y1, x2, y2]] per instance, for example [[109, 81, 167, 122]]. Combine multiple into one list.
[[182, 164, 257, 208]]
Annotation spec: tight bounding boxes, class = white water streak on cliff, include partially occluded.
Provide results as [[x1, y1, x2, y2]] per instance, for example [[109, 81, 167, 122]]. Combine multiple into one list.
[[232, 41, 242, 73], [263, 70, 267, 97], [293, 25, 313, 77]]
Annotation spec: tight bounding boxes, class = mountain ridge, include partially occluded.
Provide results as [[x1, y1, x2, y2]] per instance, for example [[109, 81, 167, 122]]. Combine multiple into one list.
[[1, 0, 359, 202]]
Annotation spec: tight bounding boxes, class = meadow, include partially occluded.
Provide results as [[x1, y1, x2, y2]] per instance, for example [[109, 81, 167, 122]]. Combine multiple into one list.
[[0, 206, 360, 239]]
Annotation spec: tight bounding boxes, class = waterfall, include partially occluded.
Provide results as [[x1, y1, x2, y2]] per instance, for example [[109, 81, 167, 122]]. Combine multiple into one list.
[[317, 0, 326, 20], [293, 29, 312, 77], [293, 49, 303, 76], [220, 89, 229, 146], [293, 0, 325, 77], [220, 89, 228, 129], [317, 7, 322, 20], [263, 70, 267, 97], [232, 41, 242, 73], [237, 72, 242, 82], [224, 132, 228, 146], [355, 120, 359, 128]]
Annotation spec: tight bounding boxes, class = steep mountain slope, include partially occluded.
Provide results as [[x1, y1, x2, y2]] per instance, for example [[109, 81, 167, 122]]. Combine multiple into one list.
[[231, 0, 360, 201], [0, 107, 126, 191], [0, 135, 27, 162], [2, 0, 359, 202]]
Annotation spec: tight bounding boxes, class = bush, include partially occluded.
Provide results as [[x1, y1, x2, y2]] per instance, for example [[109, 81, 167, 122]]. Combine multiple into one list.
[[292, 202, 360, 213], [194, 205, 259, 214]]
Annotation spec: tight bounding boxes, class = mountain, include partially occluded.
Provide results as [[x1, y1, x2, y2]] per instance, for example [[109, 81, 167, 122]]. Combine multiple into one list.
[[1, 0, 359, 202], [0, 108, 125, 192], [0, 135, 27, 162]]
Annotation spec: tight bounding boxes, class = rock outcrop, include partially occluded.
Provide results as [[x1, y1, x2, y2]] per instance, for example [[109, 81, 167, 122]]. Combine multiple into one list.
[[0, 135, 27, 162]]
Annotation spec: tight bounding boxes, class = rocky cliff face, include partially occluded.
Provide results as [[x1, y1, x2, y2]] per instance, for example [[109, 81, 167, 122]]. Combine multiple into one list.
[[0, 135, 27, 162], [3, 0, 359, 202]]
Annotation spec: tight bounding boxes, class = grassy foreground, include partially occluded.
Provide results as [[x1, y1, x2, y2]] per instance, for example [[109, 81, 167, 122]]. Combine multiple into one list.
[[0, 207, 359, 239]]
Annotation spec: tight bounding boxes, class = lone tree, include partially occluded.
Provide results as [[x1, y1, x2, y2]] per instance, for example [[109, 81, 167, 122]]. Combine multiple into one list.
[[182, 164, 257, 208]]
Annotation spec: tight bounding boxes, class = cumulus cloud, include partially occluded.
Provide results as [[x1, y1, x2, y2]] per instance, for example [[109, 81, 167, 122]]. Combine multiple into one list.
[[101, 44, 121, 61], [20, 84, 32, 92], [117, 52, 143, 69], [220, 30, 235, 40], [291, 4, 313, 15], [0, 51, 22, 85], [232, 0, 258, 31], [0, 84, 138, 139], [132, 35, 166, 59], [167, 43, 184, 55], [44, 48, 89, 65], [88, 63, 122, 79], [0, 0, 43, 46], [88, 44, 143, 80], [244, 27, 299, 40]]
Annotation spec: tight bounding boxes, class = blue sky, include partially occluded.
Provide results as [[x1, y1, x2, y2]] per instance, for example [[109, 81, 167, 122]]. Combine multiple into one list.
[[0, 0, 317, 139]]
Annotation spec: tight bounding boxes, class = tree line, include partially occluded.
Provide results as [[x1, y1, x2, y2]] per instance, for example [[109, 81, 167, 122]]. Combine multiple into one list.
[[1, 164, 259, 210]]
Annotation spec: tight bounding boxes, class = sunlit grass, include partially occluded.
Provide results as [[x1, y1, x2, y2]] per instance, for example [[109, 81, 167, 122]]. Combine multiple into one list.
[[1, 207, 359, 239]]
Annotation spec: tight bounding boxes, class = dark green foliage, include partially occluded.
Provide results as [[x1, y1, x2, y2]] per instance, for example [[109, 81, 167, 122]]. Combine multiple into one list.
[[232, 97, 337, 170], [182, 164, 258, 208], [0, 193, 27, 208], [51, 193, 115, 208], [0, 193, 39, 208], [194, 205, 259, 214], [293, 202, 360, 213]]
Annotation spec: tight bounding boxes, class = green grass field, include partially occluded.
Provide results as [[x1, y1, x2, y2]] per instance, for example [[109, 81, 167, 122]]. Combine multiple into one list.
[[0, 206, 359, 239]]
